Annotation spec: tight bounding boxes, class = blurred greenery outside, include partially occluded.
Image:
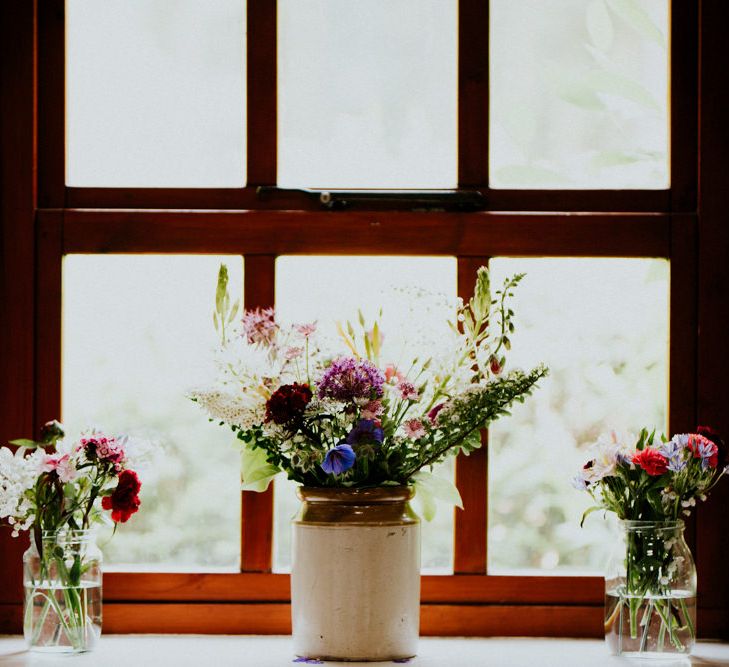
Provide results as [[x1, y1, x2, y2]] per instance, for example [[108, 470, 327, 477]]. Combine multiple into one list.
[[62, 255, 667, 577], [490, 0, 669, 189]]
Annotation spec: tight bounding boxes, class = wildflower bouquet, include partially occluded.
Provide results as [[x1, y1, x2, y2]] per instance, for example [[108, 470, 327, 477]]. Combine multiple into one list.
[[192, 265, 547, 511], [0, 421, 143, 651], [575, 427, 727, 655]]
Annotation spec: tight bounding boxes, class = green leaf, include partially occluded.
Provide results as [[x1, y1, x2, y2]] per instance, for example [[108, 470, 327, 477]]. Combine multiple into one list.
[[411, 471, 463, 522], [241, 445, 280, 492], [580, 505, 603, 528], [586, 0, 614, 52], [584, 69, 660, 111], [606, 0, 666, 48], [215, 264, 229, 314], [8, 438, 39, 448]]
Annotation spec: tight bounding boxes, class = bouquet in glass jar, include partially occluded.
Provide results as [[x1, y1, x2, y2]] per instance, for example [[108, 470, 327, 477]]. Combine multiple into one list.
[[0, 421, 143, 653], [574, 427, 727, 657], [191, 265, 547, 502]]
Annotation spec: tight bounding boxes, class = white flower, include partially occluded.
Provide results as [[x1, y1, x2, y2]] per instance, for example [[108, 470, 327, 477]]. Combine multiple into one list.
[[189, 388, 266, 430], [0, 447, 46, 533]]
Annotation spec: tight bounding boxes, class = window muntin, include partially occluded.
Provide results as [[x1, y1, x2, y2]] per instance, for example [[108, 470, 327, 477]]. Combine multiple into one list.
[[62, 255, 243, 570], [489, 0, 669, 189], [66, 0, 246, 187], [272, 256, 458, 572], [277, 0, 457, 188], [487, 257, 669, 574]]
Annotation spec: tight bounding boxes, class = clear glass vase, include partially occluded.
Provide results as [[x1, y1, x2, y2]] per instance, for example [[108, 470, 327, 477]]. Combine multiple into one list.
[[23, 529, 103, 653], [605, 520, 696, 659]]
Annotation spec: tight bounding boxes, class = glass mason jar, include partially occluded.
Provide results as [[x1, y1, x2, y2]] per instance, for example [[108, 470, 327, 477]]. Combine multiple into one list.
[[23, 529, 103, 653], [605, 520, 696, 658], [291, 486, 420, 662]]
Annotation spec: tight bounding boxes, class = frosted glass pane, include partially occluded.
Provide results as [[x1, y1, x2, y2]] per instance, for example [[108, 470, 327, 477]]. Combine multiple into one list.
[[63, 255, 243, 570], [273, 256, 458, 572], [490, 0, 669, 189], [488, 258, 669, 574], [278, 1, 457, 188], [66, 0, 246, 187]]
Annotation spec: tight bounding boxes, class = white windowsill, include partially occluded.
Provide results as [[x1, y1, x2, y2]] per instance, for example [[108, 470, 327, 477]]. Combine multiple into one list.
[[1, 636, 729, 666]]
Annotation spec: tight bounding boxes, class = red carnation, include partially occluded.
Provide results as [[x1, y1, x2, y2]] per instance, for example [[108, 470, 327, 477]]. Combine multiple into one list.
[[696, 426, 726, 468], [633, 448, 669, 476], [102, 469, 142, 523], [265, 383, 312, 425]]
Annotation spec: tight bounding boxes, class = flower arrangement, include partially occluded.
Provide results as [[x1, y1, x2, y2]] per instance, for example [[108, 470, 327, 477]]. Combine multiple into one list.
[[575, 427, 727, 655], [191, 264, 547, 510], [0, 420, 143, 651], [574, 427, 726, 523]]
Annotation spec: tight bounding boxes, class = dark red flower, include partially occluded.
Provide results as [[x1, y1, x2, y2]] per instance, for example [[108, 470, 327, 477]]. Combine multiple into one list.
[[633, 448, 669, 476], [265, 383, 313, 425], [697, 425, 726, 469], [102, 469, 141, 523]]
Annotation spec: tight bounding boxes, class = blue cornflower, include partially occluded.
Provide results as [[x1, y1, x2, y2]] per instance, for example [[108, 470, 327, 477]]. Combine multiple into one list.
[[321, 444, 356, 475], [346, 419, 384, 446]]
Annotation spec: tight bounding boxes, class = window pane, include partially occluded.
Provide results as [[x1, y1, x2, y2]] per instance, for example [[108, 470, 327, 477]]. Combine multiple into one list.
[[66, 0, 246, 187], [278, 0, 457, 188], [490, 0, 669, 189], [274, 256, 458, 572], [487, 258, 669, 574], [63, 255, 243, 570]]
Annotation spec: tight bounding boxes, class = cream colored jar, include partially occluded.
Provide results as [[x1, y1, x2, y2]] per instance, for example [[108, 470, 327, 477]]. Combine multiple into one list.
[[291, 486, 420, 662]]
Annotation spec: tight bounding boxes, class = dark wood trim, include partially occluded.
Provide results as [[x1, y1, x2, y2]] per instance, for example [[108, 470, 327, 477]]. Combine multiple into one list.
[[240, 255, 276, 571], [57, 210, 672, 258], [458, 0, 489, 187], [34, 211, 63, 429], [63, 187, 672, 213], [485, 190, 670, 213], [101, 572, 602, 605], [454, 258, 490, 573], [0, 0, 37, 607], [37, 0, 65, 208], [246, 0, 277, 185], [669, 0, 699, 212], [696, 0, 729, 635]]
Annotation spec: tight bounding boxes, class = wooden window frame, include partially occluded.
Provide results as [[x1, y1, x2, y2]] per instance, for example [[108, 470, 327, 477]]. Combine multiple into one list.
[[2, 0, 727, 639]]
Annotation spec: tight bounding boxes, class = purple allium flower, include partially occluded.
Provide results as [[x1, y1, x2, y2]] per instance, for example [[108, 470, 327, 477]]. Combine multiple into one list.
[[321, 444, 356, 475], [396, 381, 419, 401], [317, 357, 385, 402], [346, 419, 384, 446], [242, 307, 278, 345]]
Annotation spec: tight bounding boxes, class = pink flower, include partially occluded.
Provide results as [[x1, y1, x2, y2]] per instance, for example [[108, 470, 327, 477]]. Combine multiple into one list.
[[80, 435, 126, 471], [295, 322, 317, 338], [403, 419, 426, 440], [385, 365, 404, 383], [427, 403, 445, 424], [242, 308, 278, 346], [361, 400, 384, 420], [284, 346, 304, 360], [397, 381, 419, 401], [41, 453, 78, 483]]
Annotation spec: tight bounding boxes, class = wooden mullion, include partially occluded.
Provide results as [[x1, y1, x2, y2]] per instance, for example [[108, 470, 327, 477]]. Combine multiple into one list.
[[453, 257, 490, 574], [34, 211, 64, 429], [669, 0, 699, 212], [59, 209, 672, 258], [240, 254, 276, 571], [458, 0, 490, 187], [247, 0, 277, 185], [38, 0, 65, 207], [668, 214, 698, 555]]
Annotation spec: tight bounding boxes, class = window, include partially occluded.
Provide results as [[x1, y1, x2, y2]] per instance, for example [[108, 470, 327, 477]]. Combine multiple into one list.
[[5, 0, 721, 639]]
